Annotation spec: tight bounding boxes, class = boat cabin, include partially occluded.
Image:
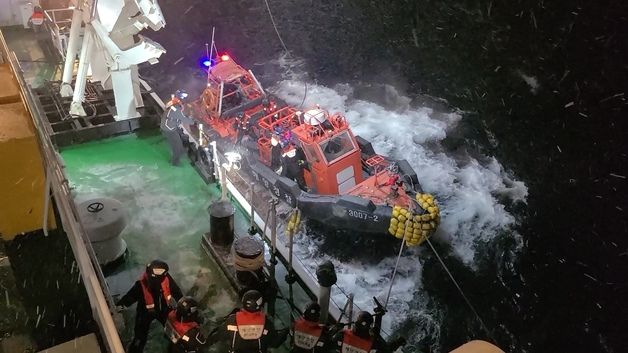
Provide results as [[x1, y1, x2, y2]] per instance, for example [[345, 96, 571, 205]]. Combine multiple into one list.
[[255, 106, 365, 195], [196, 58, 410, 203], [199, 58, 265, 136]]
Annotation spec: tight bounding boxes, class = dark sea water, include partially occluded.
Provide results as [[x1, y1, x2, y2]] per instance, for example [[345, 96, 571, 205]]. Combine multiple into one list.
[[142, 1, 628, 352]]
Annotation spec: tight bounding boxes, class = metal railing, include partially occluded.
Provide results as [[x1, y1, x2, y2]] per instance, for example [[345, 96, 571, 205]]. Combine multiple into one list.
[[44, 7, 77, 59], [0, 29, 124, 353], [0, 28, 6, 64]]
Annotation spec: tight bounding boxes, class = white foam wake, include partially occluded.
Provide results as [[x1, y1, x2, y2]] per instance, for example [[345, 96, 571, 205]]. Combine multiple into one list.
[[269, 75, 527, 346], [272, 80, 527, 264]]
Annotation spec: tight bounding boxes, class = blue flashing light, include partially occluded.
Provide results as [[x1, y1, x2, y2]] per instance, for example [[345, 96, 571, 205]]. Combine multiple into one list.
[[198, 56, 213, 70]]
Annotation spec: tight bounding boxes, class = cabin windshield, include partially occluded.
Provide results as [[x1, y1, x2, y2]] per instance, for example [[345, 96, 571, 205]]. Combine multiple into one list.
[[319, 131, 356, 164]]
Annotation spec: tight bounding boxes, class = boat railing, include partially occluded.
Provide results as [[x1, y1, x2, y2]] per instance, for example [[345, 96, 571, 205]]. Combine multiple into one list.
[[222, 79, 261, 101], [1, 29, 125, 353], [330, 113, 350, 130], [224, 173, 394, 339], [258, 106, 298, 131]]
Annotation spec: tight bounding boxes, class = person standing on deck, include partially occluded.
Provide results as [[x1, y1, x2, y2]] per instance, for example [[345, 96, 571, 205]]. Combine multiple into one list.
[[210, 289, 288, 353], [270, 135, 283, 173], [117, 260, 183, 353], [331, 311, 405, 353], [291, 302, 331, 353], [29, 6, 44, 33], [281, 144, 309, 191], [161, 90, 195, 166]]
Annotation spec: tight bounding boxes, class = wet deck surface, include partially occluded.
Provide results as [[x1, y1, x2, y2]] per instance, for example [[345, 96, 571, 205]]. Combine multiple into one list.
[[2, 27, 61, 88], [0, 24, 337, 352], [60, 132, 245, 351]]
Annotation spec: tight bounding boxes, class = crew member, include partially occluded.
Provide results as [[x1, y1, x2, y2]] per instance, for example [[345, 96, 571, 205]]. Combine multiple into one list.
[[270, 135, 283, 173], [213, 289, 288, 353], [164, 296, 207, 353], [291, 302, 329, 353], [161, 90, 195, 166], [263, 98, 278, 121], [117, 260, 184, 353], [29, 6, 44, 32], [332, 311, 405, 353], [384, 174, 403, 199], [281, 144, 308, 191]]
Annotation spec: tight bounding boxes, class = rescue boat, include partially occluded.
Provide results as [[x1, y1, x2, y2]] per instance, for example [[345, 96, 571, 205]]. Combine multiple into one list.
[[179, 54, 440, 247]]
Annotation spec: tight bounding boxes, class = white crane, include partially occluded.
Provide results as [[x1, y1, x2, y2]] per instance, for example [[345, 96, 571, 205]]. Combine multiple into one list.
[[59, 0, 166, 120]]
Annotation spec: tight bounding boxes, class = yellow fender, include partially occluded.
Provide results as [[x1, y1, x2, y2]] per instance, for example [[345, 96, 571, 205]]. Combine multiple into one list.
[[286, 209, 301, 233], [387, 193, 440, 246]]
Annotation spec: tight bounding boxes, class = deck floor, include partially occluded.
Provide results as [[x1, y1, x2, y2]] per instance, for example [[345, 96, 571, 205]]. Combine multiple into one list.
[[60, 132, 248, 351], [2, 26, 61, 88], [2, 26, 335, 352]]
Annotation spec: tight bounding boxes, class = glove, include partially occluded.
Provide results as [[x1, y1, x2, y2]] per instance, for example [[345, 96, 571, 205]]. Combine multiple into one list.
[[168, 297, 177, 309]]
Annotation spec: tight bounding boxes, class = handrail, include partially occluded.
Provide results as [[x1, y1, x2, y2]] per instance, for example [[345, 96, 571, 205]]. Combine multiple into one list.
[[0, 29, 125, 353], [175, 116, 393, 339], [44, 8, 75, 59], [0, 24, 8, 63]]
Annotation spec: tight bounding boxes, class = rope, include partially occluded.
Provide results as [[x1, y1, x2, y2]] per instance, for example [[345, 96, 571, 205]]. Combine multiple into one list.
[[233, 251, 265, 271], [261, 0, 308, 108], [384, 239, 405, 309], [299, 81, 308, 109], [424, 237, 492, 337], [262, 0, 289, 54]]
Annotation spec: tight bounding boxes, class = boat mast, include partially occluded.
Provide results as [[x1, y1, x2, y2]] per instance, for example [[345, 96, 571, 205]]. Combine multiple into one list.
[[207, 26, 215, 84]]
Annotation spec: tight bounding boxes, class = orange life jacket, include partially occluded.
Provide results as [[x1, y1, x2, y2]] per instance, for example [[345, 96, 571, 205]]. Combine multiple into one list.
[[340, 329, 373, 353], [164, 310, 199, 344], [31, 12, 44, 25], [140, 272, 172, 311], [227, 310, 268, 353], [233, 310, 266, 340], [293, 318, 323, 350]]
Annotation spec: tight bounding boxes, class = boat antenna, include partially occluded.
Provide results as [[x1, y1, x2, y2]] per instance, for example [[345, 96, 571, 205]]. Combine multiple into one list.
[[205, 42, 210, 82], [210, 26, 219, 62], [209, 26, 215, 59], [206, 27, 215, 84]]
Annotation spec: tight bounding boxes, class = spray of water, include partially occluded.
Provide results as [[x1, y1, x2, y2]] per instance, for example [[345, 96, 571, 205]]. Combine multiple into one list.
[[266, 60, 528, 347]]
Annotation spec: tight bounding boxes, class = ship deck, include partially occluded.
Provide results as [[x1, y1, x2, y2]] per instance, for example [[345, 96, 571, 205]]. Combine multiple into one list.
[[0, 26, 271, 352], [60, 132, 243, 351], [0, 25, 392, 352]]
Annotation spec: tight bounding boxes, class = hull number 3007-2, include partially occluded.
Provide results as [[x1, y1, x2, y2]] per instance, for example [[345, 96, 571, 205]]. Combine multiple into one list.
[[347, 209, 379, 222]]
